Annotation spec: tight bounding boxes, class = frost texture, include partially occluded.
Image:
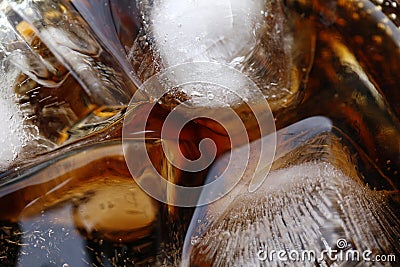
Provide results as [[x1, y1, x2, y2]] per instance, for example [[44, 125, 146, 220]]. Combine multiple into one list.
[[0, 64, 30, 168], [134, 0, 298, 110], [185, 162, 400, 266], [150, 0, 265, 67]]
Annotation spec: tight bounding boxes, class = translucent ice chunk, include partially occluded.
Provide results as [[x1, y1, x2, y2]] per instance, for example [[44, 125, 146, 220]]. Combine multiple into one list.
[[0, 0, 144, 168], [182, 117, 400, 266], [1, 0, 137, 105], [0, 7, 68, 88]]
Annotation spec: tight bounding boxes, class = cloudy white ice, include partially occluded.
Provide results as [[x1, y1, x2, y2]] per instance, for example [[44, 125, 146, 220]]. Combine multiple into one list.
[[150, 0, 265, 67], [0, 64, 29, 168]]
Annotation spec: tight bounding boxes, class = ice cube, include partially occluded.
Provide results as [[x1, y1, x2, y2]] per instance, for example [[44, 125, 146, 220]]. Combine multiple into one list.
[[3, 0, 136, 105], [150, 0, 265, 66], [0, 63, 30, 169], [186, 162, 399, 266], [141, 0, 268, 112], [135, 0, 314, 112], [0, 0, 145, 168], [182, 117, 400, 266]]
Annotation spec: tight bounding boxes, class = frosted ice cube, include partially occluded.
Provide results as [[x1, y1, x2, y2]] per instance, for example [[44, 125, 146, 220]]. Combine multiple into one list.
[[150, 0, 265, 66], [182, 117, 400, 266], [137, 0, 313, 112], [185, 163, 399, 266], [0, 63, 30, 169], [144, 0, 268, 110], [3, 0, 136, 105]]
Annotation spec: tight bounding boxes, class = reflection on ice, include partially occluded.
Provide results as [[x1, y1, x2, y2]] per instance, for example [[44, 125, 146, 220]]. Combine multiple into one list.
[[182, 117, 400, 266]]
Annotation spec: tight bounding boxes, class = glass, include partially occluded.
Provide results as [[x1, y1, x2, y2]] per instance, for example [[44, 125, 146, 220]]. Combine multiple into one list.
[[0, 0, 399, 266]]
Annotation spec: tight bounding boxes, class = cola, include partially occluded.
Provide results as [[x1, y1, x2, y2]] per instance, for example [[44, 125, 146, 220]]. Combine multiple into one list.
[[0, 0, 399, 266]]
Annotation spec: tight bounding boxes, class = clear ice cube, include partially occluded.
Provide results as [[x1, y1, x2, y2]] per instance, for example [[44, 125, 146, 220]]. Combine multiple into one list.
[[0, 0, 142, 169]]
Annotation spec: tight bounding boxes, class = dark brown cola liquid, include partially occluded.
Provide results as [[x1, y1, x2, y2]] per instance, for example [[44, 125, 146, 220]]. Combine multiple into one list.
[[0, 139, 200, 266], [0, 0, 400, 266], [280, 0, 400, 193], [0, 153, 160, 266], [0, 102, 245, 266]]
